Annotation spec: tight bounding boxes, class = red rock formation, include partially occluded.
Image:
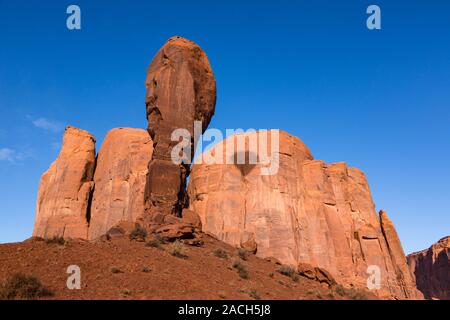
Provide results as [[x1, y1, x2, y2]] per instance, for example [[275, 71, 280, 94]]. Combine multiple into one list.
[[33, 126, 95, 239], [33, 127, 153, 241], [144, 36, 216, 217], [188, 130, 422, 299], [88, 128, 153, 240], [407, 236, 450, 300], [33, 36, 217, 240]]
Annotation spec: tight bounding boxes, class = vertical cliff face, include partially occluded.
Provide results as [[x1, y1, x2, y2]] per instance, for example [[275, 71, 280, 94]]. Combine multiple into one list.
[[33, 127, 153, 240], [33, 126, 95, 239], [87, 128, 153, 240], [188, 130, 422, 299], [407, 237, 450, 300], [144, 36, 216, 217]]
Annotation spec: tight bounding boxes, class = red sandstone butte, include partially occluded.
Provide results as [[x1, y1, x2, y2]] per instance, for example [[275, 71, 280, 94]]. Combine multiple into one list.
[[188, 130, 423, 299]]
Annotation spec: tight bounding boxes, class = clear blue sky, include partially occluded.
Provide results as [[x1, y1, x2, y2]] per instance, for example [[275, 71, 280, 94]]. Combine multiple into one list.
[[0, 1, 449, 254]]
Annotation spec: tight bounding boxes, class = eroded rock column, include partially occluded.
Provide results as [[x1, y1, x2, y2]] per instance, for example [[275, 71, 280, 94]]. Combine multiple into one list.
[[33, 126, 95, 239], [144, 36, 216, 218]]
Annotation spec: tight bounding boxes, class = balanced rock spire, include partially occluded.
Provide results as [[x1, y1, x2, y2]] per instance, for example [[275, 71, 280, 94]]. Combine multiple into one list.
[[144, 36, 216, 217]]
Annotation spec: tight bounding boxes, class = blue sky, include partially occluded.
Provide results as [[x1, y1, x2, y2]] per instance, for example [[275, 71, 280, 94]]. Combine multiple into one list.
[[0, 1, 449, 254]]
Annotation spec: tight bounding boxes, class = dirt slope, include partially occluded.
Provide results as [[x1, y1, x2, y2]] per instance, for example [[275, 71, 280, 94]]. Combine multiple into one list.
[[0, 234, 375, 300]]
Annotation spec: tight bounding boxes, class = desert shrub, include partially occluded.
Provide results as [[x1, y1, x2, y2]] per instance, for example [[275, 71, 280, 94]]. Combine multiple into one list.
[[334, 284, 368, 300], [169, 240, 187, 258], [110, 266, 123, 274], [347, 290, 368, 300], [276, 265, 299, 282], [0, 273, 53, 300], [238, 248, 249, 261], [232, 260, 249, 279], [121, 288, 131, 298], [141, 266, 151, 273], [213, 248, 228, 259], [334, 284, 346, 296], [146, 239, 161, 248], [248, 289, 261, 300], [238, 268, 249, 279], [268, 272, 274, 278], [146, 233, 166, 248], [129, 225, 147, 241], [45, 236, 65, 245]]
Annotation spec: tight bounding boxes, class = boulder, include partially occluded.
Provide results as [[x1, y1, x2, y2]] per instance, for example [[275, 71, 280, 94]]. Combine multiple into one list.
[[155, 223, 195, 241], [407, 236, 450, 300], [241, 238, 257, 254], [33, 126, 95, 239], [297, 263, 336, 286], [181, 209, 202, 229]]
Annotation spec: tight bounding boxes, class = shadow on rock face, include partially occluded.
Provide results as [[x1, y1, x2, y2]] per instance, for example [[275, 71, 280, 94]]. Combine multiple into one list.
[[230, 151, 258, 177]]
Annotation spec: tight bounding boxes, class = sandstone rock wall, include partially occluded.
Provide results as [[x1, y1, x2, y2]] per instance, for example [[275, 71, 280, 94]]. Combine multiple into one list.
[[34, 36, 216, 240], [33, 126, 95, 239], [188, 130, 422, 299], [33, 127, 153, 240], [88, 128, 153, 240], [32, 37, 424, 300], [407, 236, 450, 299], [144, 36, 216, 217]]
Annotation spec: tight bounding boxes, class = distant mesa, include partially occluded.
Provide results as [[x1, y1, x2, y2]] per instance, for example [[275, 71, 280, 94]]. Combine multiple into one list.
[[407, 236, 450, 300]]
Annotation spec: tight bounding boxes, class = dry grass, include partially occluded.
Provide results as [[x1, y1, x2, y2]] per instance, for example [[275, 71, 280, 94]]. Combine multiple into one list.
[[276, 265, 299, 282], [169, 240, 187, 258], [238, 248, 249, 261], [129, 226, 147, 241], [334, 284, 369, 300], [213, 248, 228, 259], [0, 273, 53, 300], [110, 266, 123, 274], [45, 236, 65, 245], [232, 260, 249, 279]]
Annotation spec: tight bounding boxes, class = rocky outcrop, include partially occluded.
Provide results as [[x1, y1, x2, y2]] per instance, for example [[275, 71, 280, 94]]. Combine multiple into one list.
[[379, 210, 418, 298], [33, 127, 153, 241], [407, 236, 450, 300], [144, 36, 216, 217], [188, 130, 422, 299], [33, 36, 216, 241], [33, 126, 95, 239], [32, 36, 424, 301], [88, 128, 153, 240]]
